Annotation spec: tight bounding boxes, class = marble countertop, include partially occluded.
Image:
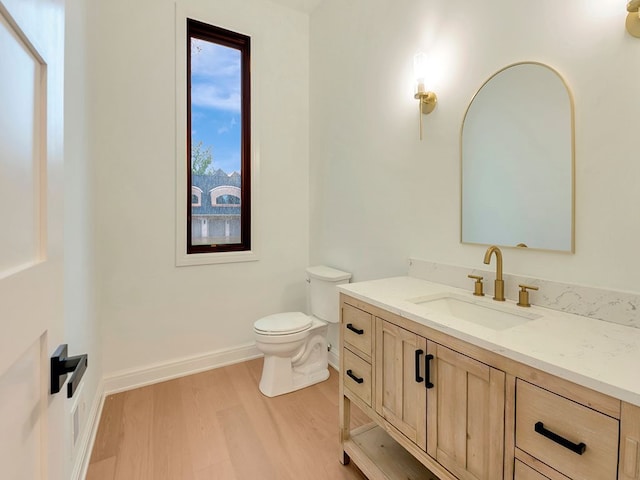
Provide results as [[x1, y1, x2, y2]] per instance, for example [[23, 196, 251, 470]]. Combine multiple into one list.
[[338, 276, 640, 408]]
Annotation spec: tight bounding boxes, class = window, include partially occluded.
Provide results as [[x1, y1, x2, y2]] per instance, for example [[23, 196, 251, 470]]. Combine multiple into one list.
[[187, 19, 251, 254], [216, 195, 240, 205]]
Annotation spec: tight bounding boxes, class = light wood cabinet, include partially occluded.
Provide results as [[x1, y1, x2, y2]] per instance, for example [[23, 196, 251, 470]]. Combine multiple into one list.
[[514, 460, 550, 480], [427, 342, 505, 480], [619, 402, 640, 480], [374, 315, 506, 479], [338, 294, 634, 480], [515, 379, 618, 480], [343, 348, 372, 407], [342, 303, 373, 362], [375, 318, 427, 450]]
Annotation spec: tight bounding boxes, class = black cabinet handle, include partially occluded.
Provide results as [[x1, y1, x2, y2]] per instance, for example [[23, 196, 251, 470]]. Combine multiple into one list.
[[346, 369, 364, 384], [346, 323, 364, 335], [534, 421, 586, 455], [415, 349, 424, 383], [424, 354, 434, 389]]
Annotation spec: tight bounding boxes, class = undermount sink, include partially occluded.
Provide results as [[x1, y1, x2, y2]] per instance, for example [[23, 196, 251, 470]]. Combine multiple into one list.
[[409, 294, 542, 330]]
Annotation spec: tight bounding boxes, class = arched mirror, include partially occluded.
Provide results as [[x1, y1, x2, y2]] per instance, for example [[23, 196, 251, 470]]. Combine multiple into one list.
[[461, 62, 574, 252]]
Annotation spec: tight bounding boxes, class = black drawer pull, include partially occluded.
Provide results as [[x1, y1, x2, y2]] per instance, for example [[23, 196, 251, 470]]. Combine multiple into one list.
[[346, 369, 364, 384], [425, 354, 434, 389], [346, 323, 364, 335], [415, 349, 424, 383], [534, 421, 586, 455]]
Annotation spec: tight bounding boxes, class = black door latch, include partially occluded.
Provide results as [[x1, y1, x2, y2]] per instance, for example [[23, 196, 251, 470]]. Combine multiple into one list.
[[50, 344, 88, 398]]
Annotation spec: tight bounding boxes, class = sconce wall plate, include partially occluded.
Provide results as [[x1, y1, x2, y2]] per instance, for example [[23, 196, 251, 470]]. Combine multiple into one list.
[[415, 91, 438, 114], [627, 0, 640, 38], [627, 13, 640, 37]]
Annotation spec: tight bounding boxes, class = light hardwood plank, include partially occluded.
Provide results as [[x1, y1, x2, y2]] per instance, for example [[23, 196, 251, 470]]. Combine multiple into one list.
[[194, 461, 237, 480], [218, 403, 282, 479], [86, 359, 367, 480], [149, 380, 195, 479], [178, 369, 235, 472], [85, 456, 116, 480], [89, 394, 124, 463], [111, 385, 155, 480]]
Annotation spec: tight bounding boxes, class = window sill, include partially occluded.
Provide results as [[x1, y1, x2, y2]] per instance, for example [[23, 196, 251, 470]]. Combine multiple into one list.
[[176, 249, 259, 267]]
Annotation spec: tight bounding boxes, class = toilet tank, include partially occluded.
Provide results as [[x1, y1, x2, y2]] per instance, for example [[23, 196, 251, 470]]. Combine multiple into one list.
[[306, 266, 352, 324]]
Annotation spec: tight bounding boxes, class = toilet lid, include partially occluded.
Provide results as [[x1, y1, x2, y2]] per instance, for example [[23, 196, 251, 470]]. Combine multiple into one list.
[[254, 312, 313, 335]]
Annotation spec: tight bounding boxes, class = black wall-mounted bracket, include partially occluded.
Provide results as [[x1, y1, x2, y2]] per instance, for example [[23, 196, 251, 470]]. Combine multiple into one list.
[[50, 344, 88, 398]]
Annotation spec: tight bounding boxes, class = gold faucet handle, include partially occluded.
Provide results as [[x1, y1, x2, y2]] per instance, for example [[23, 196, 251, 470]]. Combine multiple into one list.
[[467, 274, 485, 296], [517, 284, 539, 307]]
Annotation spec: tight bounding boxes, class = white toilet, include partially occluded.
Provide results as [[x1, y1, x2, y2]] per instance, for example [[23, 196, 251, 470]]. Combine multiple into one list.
[[254, 265, 351, 397]]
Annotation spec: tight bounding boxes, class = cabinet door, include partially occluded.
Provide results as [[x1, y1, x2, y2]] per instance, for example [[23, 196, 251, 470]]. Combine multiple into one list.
[[427, 342, 505, 480], [375, 318, 427, 450], [620, 402, 640, 480]]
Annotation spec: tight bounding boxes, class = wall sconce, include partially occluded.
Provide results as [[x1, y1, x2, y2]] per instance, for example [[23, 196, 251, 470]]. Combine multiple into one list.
[[413, 52, 437, 140], [627, 0, 640, 37]]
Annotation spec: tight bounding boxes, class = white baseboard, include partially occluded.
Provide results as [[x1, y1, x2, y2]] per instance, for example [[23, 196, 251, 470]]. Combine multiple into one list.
[[328, 347, 340, 371], [71, 379, 105, 480], [103, 342, 262, 395]]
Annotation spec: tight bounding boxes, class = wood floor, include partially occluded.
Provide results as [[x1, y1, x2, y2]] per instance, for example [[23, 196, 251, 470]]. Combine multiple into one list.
[[86, 359, 369, 480]]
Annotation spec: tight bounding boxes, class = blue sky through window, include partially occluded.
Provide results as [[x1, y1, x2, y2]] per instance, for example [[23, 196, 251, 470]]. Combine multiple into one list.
[[191, 38, 241, 175]]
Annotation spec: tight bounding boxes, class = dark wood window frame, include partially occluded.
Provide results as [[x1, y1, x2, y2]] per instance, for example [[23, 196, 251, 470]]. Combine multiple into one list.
[[187, 19, 251, 254]]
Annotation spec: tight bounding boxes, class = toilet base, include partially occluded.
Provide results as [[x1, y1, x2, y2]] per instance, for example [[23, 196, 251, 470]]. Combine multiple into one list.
[[258, 358, 330, 398], [257, 323, 330, 397]]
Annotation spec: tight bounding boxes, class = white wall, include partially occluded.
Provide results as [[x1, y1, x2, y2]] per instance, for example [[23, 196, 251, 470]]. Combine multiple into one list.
[[87, 0, 310, 374], [79, 0, 640, 380], [64, 0, 102, 473], [310, 0, 640, 294]]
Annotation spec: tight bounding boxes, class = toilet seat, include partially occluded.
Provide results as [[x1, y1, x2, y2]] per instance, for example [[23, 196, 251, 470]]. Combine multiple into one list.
[[254, 312, 312, 335]]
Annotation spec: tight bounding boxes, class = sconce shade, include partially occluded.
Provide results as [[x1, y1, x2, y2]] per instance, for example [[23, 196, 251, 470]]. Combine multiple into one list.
[[414, 52, 428, 87]]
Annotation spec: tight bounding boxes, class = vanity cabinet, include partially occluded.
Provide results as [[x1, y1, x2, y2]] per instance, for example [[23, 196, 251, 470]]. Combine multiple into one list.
[[341, 297, 506, 480], [339, 293, 638, 480]]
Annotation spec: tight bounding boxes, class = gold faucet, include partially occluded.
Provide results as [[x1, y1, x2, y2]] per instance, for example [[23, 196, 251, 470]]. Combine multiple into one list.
[[483, 245, 505, 301]]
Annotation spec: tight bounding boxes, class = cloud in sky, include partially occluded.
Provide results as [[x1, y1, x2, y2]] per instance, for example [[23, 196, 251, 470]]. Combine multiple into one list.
[[191, 39, 241, 113], [192, 85, 241, 112], [217, 117, 237, 135]]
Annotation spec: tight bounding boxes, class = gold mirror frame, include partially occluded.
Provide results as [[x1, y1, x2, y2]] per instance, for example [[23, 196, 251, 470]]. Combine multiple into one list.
[[460, 61, 576, 253]]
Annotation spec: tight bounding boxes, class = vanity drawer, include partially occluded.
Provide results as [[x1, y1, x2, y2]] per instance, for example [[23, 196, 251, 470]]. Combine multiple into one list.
[[515, 379, 619, 480], [343, 348, 372, 406], [514, 460, 550, 480], [342, 303, 373, 359]]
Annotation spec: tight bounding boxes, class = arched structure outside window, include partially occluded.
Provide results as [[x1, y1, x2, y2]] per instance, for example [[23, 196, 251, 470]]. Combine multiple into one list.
[[192, 186, 202, 206], [210, 186, 241, 206]]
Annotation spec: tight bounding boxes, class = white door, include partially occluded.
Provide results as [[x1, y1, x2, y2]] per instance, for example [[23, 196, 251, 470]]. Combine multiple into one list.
[[0, 0, 66, 478]]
